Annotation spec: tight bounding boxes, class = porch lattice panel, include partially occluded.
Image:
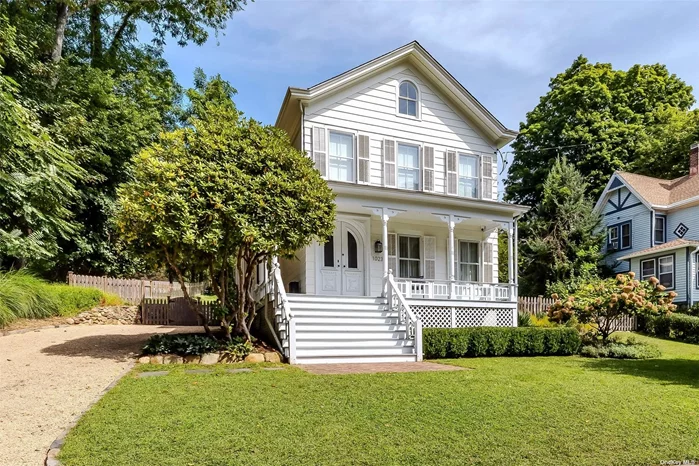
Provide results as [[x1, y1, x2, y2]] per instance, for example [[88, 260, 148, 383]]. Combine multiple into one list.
[[412, 306, 513, 328]]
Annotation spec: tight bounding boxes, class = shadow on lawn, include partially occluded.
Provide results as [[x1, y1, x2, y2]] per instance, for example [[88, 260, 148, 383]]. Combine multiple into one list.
[[41, 334, 151, 362], [581, 358, 699, 389]]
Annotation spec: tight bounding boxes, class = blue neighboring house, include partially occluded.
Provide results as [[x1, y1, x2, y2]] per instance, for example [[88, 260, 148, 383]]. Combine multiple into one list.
[[594, 143, 699, 307]]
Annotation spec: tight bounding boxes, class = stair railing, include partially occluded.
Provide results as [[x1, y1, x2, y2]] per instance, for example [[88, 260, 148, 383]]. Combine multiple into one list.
[[269, 258, 296, 363], [384, 269, 423, 361]]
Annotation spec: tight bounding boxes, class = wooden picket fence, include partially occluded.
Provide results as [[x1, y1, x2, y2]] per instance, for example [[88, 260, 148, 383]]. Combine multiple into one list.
[[518, 296, 555, 315], [67, 272, 208, 305], [518, 295, 637, 331], [141, 297, 218, 326]]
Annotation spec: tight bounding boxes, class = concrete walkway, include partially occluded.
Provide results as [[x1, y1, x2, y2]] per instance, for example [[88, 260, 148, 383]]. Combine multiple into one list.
[[299, 361, 467, 375], [0, 325, 202, 466]]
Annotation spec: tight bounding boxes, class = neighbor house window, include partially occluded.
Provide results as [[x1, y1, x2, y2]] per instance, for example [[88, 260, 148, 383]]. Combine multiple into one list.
[[641, 259, 655, 281], [328, 131, 354, 182], [608, 221, 631, 250], [654, 215, 666, 244], [398, 81, 418, 117], [458, 154, 479, 198], [397, 143, 420, 190], [398, 236, 421, 278], [459, 241, 479, 282], [658, 255, 674, 289]]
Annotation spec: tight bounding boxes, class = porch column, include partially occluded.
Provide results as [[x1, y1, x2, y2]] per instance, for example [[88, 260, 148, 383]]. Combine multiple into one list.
[[507, 222, 514, 284], [514, 218, 519, 286], [448, 220, 455, 282], [382, 213, 389, 276], [434, 214, 465, 299]]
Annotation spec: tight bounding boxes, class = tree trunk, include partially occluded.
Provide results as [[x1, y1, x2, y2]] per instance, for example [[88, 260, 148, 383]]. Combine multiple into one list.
[[163, 248, 212, 337], [89, 4, 103, 65], [51, 2, 69, 63]]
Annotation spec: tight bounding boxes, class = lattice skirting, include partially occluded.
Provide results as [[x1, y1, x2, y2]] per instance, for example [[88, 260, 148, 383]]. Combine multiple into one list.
[[412, 306, 514, 328]]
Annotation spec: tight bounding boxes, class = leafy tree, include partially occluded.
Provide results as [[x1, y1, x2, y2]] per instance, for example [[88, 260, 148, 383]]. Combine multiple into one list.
[[519, 158, 605, 296], [116, 74, 336, 339], [506, 56, 697, 206], [0, 16, 81, 268], [549, 272, 676, 343]]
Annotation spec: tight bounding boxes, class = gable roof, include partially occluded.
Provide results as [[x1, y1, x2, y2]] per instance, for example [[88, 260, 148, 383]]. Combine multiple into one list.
[[618, 238, 699, 261], [595, 171, 699, 212], [275, 41, 517, 148]]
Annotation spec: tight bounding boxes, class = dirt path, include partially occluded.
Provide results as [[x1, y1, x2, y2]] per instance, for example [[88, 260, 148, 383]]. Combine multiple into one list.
[[0, 325, 203, 466]]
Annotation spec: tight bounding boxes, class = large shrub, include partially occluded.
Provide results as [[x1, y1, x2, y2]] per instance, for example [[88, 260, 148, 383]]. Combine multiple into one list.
[[639, 313, 699, 344], [142, 334, 253, 359], [548, 272, 676, 342], [423, 327, 581, 359]]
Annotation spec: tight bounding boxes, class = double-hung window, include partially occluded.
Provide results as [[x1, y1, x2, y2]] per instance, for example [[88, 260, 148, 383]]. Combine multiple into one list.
[[328, 131, 354, 182], [654, 215, 666, 244], [658, 255, 674, 289], [641, 259, 656, 281], [459, 241, 479, 282], [608, 221, 631, 250], [398, 236, 421, 278], [458, 154, 479, 198], [397, 143, 420, 190]]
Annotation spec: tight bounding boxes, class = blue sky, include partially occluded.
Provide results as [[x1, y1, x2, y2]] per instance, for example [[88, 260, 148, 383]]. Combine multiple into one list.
[[160, 0, 699, 175]]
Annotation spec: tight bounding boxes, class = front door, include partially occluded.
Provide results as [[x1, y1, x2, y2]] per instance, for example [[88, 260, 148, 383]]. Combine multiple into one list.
[[319, 221, 365, 296]]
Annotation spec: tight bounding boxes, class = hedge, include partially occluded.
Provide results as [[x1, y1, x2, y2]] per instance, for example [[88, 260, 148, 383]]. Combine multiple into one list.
[[423, 327, 581, 359], [638, 313, 699, 344]]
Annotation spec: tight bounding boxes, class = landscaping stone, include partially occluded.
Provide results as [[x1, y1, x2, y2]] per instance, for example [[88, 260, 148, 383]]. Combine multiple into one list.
[[264, 352, 281, 363], [70, 306, 140, 326], [183, 355, 201, 364], [244, 353, 265, 363], [149, 355, 164, 365], [200, 353, 220, 365], [227, 368, 252, 373], [137, 371, 169, 378], [185, 369, 212, 374], [137, 356, 150, 364], [163, 355, 183, 364]]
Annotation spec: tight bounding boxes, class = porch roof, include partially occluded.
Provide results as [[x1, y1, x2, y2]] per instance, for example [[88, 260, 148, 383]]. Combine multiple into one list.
[[618, 239, 699, 261]]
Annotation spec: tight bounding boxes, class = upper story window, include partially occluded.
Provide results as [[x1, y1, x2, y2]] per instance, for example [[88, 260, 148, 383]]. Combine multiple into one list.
[[328, 131, 354, 182], [458, 154, 479, 198], [398, 81, 418, 117], [397, 143, 420, 190], [654, 215, 666, 244], [608, 221, 631, 251]]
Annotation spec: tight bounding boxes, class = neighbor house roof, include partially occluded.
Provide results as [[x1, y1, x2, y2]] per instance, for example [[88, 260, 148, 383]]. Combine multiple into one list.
[[275, 41, 517, 148], [618, 239, 699, 261], [614, 171, 699, 209]]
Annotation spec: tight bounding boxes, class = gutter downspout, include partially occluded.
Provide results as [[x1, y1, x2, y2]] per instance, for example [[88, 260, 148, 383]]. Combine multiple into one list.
[[691, 246, 699, 307]]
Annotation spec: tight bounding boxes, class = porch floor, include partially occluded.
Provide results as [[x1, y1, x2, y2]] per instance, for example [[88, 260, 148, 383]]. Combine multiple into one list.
[[298, 361, 467, 375]]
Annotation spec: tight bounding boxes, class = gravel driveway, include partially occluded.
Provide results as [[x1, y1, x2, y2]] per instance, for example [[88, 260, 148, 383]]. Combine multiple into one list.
[[0, 325, 203, 466]]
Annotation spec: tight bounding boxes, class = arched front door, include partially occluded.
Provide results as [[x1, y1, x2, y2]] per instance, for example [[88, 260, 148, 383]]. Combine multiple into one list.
[[319, 221, 365, 296]]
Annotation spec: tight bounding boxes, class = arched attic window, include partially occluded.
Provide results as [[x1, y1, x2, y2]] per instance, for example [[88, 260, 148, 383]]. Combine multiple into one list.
[[398, 81, 418, 117]]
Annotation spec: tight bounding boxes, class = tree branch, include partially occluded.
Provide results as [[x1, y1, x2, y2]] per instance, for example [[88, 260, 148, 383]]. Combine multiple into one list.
[[163, 246, 212, 337]]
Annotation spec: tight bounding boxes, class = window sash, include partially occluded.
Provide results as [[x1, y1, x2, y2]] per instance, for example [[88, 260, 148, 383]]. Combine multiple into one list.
[[397, 144, 420, 190], [620, 223, 631, 249], [398, 236, 421, 278], [458, 241, 479, 282], [458, 154, 479, 198], [658, 255, 674, 288], [654, 216, 666, 243], [641, 259, 655, 281], [328, 132, 354, 182]]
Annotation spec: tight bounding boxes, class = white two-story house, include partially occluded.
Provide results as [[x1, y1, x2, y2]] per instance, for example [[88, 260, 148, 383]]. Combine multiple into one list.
[[595, 143, 699, 307], [265, 42, 528, 364]]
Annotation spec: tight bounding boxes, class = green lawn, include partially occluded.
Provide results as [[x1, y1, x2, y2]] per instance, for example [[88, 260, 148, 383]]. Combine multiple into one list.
[[59, 334, 699, 466]]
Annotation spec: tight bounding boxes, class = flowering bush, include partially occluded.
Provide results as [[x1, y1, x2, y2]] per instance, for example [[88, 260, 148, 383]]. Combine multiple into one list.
[[548, 272, 676, 342]]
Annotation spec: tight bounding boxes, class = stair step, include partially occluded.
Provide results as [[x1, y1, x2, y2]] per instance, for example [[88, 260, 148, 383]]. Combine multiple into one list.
[[294, 331, 407, 340], [292, 310, 396, 318], [295, 355, 417, 364], [296, 347, 416, 358], [296, 339, 414, 348], [295, 324, 406, 332], [289, 302, 388, 311], [293, 316, 398, 325], [287, 294, 386, 305]]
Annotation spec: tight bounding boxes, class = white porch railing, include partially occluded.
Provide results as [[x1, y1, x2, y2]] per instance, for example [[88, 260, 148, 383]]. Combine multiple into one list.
[[260, 259, 295, 362], [384, 270, 423, 361], [395, 279, 516, 302]]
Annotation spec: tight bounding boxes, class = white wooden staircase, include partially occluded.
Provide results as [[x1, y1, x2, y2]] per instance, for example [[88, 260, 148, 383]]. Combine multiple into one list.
[[285, 295, 418, 364]]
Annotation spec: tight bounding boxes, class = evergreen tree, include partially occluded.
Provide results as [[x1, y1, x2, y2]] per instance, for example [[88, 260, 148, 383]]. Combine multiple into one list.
[[519, 158, 605, 296]]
